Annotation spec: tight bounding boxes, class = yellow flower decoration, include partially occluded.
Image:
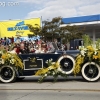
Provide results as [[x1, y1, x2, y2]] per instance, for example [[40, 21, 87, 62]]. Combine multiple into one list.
[[35, 68, 48, 76], [87, 46, 94, 52], [93, 55, 98, 59], [48, 65, 54, 70], [97, 50, 100, 59], [1, 55, 6, 59], [73, 55, 84, 75], [1, 53, 24, 70]]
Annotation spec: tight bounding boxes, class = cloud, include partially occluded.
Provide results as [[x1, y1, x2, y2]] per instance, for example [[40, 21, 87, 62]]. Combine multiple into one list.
[[15, 0, 100, 20], [26, 5, 77, 20], [78, 3, 100, 16]]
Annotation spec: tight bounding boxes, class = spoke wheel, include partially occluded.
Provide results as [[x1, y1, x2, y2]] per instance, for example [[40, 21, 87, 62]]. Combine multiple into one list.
[[57, 55, 75, 74], [81, 62, 100, 82], [0, 65, 16, 83]]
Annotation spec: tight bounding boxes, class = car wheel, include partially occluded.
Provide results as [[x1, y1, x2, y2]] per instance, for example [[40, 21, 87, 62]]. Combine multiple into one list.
[[0, 65, 16, 83], [57, 55, 75, 74], [81, 62, 100, 82]]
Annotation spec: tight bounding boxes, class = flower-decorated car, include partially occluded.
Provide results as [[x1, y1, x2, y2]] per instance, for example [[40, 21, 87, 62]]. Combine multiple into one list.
[[0, 49, 79, 83]]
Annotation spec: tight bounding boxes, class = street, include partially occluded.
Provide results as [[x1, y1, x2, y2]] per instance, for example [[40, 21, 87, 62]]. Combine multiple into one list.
[[0, 76, 100, 100]]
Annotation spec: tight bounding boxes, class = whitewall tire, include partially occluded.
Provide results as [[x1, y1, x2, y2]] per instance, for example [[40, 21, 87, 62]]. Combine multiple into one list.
[[57, 55, 75, 74], [0, 65, 16, 83], [81, 62, 100, 82]]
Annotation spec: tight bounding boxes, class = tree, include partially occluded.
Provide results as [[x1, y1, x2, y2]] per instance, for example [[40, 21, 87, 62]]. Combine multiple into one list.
[[27, 16, 84, 43], [27, 24, 42, 37], [59, 25, 84, 44], [42, 17, 62, 41]]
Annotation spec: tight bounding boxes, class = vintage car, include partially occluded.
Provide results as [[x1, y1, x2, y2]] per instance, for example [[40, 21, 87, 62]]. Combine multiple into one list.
[[0, 50, 79, 83], [0, 48, 100, 83]]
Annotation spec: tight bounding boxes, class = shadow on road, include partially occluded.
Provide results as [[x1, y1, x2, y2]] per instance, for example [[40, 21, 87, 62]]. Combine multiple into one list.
[[0, 76, 99, 83], [15, 76, 87, 83]]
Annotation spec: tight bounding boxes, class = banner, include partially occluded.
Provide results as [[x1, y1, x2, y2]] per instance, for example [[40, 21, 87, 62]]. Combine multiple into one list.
[[0, 18, 41, 38]]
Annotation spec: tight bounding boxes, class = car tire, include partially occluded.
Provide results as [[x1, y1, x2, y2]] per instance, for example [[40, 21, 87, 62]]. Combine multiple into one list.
[[81, 62, 100, 82], [0, 65, 16, 83], [57, 55, 75, 74]]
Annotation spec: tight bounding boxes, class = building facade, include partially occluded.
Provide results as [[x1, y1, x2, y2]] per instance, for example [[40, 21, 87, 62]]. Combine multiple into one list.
[[60, 14, 100, 43]]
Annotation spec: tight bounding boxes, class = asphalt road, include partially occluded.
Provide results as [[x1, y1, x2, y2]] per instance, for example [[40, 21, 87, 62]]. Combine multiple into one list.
[[0, 76, 100, 100]]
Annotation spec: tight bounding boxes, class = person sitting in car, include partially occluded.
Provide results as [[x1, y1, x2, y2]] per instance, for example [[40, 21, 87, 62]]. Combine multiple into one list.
[[9, 46, 17, 54], [34, 45, 41, 53], [41, 43, 47, 53], [19, 43, 28, 54]]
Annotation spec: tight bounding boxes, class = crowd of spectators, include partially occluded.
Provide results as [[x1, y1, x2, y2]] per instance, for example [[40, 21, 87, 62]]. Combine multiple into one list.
[[0, 36, 67, 54]]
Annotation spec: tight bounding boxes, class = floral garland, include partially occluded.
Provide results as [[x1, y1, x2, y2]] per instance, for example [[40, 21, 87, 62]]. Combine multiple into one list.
[[0, 52, 24, 70], [35, 59, 67, 82], [73, 45, 100, 75]]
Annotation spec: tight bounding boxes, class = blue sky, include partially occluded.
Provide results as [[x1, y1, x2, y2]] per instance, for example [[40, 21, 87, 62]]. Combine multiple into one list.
[[0, 0, 100, 21]]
